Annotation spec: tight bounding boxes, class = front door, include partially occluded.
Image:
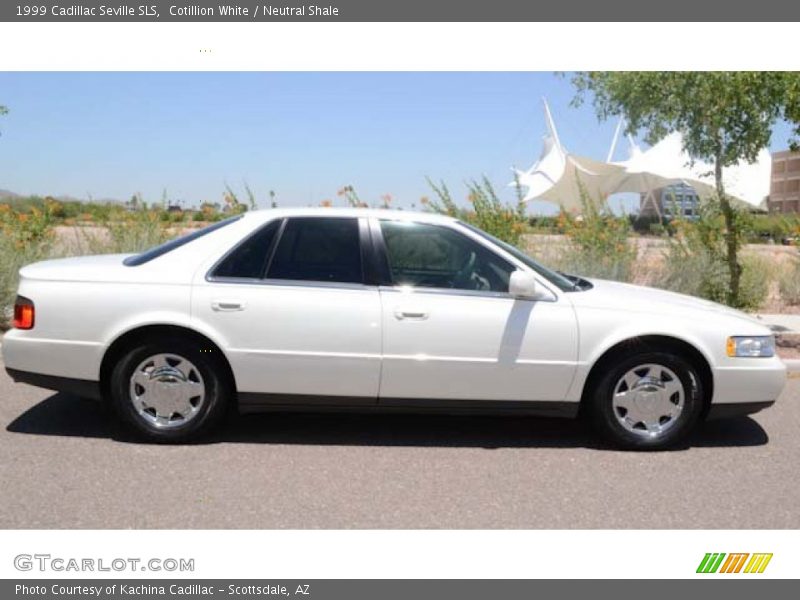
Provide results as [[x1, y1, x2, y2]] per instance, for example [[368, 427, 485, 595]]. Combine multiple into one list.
[[374, 219, 579, 403]]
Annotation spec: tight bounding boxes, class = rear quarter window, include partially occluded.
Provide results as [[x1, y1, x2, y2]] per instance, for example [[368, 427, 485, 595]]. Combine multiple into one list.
[[210, 219, 282, 279]]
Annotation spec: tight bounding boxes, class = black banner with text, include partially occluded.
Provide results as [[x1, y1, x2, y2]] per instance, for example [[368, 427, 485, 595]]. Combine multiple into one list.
[[5, 580, 800, 600], [4, 0, 800, 22]]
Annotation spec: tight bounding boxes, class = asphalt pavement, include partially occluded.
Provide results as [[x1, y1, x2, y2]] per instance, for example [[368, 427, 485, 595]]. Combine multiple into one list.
[[1, 356, 798, 529]]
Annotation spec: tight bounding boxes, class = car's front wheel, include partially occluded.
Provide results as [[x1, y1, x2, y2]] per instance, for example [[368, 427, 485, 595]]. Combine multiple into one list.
[[109, 339, 231, 443], [589, 350, 704, 450]]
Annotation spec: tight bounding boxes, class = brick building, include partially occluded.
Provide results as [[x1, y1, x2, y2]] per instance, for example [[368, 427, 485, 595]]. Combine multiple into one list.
[[768, 150, 800, 214]]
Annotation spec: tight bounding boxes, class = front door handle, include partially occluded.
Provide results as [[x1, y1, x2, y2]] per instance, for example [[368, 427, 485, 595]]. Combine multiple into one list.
[[211, 299, 245, 312], [394, 309, 429, 321]]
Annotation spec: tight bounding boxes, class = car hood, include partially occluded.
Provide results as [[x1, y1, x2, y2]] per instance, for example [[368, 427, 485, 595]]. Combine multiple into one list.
[[571, 278, 763, 325]]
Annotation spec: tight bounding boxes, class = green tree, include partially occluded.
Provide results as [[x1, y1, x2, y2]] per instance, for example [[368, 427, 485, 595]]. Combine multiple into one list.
[[571, 72, 800, 307]]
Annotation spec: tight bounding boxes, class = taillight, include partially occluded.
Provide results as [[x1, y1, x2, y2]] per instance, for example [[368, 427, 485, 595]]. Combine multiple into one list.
[[12, 296, 34, 330]]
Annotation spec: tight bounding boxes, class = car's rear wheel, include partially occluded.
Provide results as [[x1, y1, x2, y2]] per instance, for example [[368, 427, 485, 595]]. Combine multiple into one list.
[[589, 350, 704, 450], [109, 339, 231, 442]]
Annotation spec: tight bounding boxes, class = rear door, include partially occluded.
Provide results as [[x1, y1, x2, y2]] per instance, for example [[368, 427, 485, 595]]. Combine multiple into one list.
[[192, 216, 382, 405]]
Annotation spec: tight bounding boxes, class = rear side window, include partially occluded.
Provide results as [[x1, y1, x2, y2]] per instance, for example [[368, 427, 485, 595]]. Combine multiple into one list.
[[124, 216, 242, 266], [211, 219, 282, 279], [267, 217, 363, 284]]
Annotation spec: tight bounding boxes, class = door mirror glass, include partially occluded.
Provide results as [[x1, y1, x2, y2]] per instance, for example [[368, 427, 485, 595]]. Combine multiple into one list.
[[509, 270, 539, 299]]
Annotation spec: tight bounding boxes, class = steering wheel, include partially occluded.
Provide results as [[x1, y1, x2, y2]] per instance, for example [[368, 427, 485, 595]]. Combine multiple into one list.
[[452, 251, 477, 289]]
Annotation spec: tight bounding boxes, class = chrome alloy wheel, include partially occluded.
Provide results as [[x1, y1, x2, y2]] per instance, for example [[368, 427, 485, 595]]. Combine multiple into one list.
[[129, 353, 205, 429], [611, 363, 685, 437]]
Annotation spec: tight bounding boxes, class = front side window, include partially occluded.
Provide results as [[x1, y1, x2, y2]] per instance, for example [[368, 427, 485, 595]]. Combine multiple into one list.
[[461, 222, 576, 291], [379, 220, 513, 292], [267, 217, 363, 284]]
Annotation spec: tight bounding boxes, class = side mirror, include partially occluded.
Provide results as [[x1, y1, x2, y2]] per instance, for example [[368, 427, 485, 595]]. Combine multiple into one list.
[[509, 270, 539, 299]]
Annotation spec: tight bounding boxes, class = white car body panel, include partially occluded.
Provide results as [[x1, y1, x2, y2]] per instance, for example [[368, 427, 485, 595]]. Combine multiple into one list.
[[193, 280, 382, 398], [378, 287, 578, 401], [1, 207, 787, 418], [562, 279, 786, 404]]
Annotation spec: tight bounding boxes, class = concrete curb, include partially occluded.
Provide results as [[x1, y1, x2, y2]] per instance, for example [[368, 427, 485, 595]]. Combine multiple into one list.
[[755, 313, 800, 335], [783, 359, 800, 378]]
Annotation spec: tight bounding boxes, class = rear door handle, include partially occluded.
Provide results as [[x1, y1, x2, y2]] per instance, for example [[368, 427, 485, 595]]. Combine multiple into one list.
[[211, 300, 245, 312], [394, 309, 429, 321]]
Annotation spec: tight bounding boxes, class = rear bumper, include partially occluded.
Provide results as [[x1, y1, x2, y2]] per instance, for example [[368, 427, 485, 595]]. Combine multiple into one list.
[[0, 329, 104, 382], [5, 367, 101, 400]]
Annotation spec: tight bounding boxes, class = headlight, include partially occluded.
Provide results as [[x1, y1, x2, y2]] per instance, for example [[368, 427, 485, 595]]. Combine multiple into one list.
[[726, 336, 776, 358]]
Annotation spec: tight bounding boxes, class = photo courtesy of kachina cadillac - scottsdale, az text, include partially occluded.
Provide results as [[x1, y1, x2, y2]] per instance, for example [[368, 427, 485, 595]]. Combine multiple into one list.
[[1, 72, 800, 530]]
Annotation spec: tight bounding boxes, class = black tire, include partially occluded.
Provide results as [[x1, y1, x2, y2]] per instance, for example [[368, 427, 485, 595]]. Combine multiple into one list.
[[109, 338, 232, 443], [589, 350, 704, 450]]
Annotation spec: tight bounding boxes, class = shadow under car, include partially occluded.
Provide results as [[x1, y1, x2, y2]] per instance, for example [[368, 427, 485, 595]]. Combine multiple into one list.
[[5, 392, 770, 450]]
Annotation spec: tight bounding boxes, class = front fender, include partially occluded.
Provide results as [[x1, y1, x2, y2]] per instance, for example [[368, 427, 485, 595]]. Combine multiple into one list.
[[564, 309, 721, 402]]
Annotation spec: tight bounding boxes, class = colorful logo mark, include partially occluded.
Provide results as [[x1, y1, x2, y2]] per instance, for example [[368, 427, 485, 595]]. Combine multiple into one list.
[[697, 553, 773, 574]]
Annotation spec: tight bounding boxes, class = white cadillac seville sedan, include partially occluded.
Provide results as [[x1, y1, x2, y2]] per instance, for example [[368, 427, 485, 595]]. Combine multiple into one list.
[[2, 208, 787, 448]]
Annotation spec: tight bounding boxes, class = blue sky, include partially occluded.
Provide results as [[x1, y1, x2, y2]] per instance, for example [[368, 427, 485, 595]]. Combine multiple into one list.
[[0, 72, 795, 213]]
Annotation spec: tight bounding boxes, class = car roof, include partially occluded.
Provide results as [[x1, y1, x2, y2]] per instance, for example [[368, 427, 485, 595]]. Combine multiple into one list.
[[241, 207, 460, 226]]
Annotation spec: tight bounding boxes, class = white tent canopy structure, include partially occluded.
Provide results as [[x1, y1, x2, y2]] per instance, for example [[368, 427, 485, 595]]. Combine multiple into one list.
[[608, 132, 716, 217], [610, 132, 770, 214], [512, 99, 625, 210], [514, 100, 772, 214], [708, 148, 772, 210], [611, 132, 714, 194]]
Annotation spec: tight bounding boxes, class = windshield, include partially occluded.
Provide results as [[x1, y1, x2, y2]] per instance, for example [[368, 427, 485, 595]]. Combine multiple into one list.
[[460, 222, 577, 292], [123, 215, 242, 266]]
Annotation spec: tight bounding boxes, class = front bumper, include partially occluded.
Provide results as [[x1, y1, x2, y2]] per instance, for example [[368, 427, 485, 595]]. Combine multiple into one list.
[[706, 400, 775, 420], [711, 356, 787, 409]]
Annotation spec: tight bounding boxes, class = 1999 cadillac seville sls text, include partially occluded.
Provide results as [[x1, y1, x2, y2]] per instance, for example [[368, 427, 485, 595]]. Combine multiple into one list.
[[2, 209, 787, 448]]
